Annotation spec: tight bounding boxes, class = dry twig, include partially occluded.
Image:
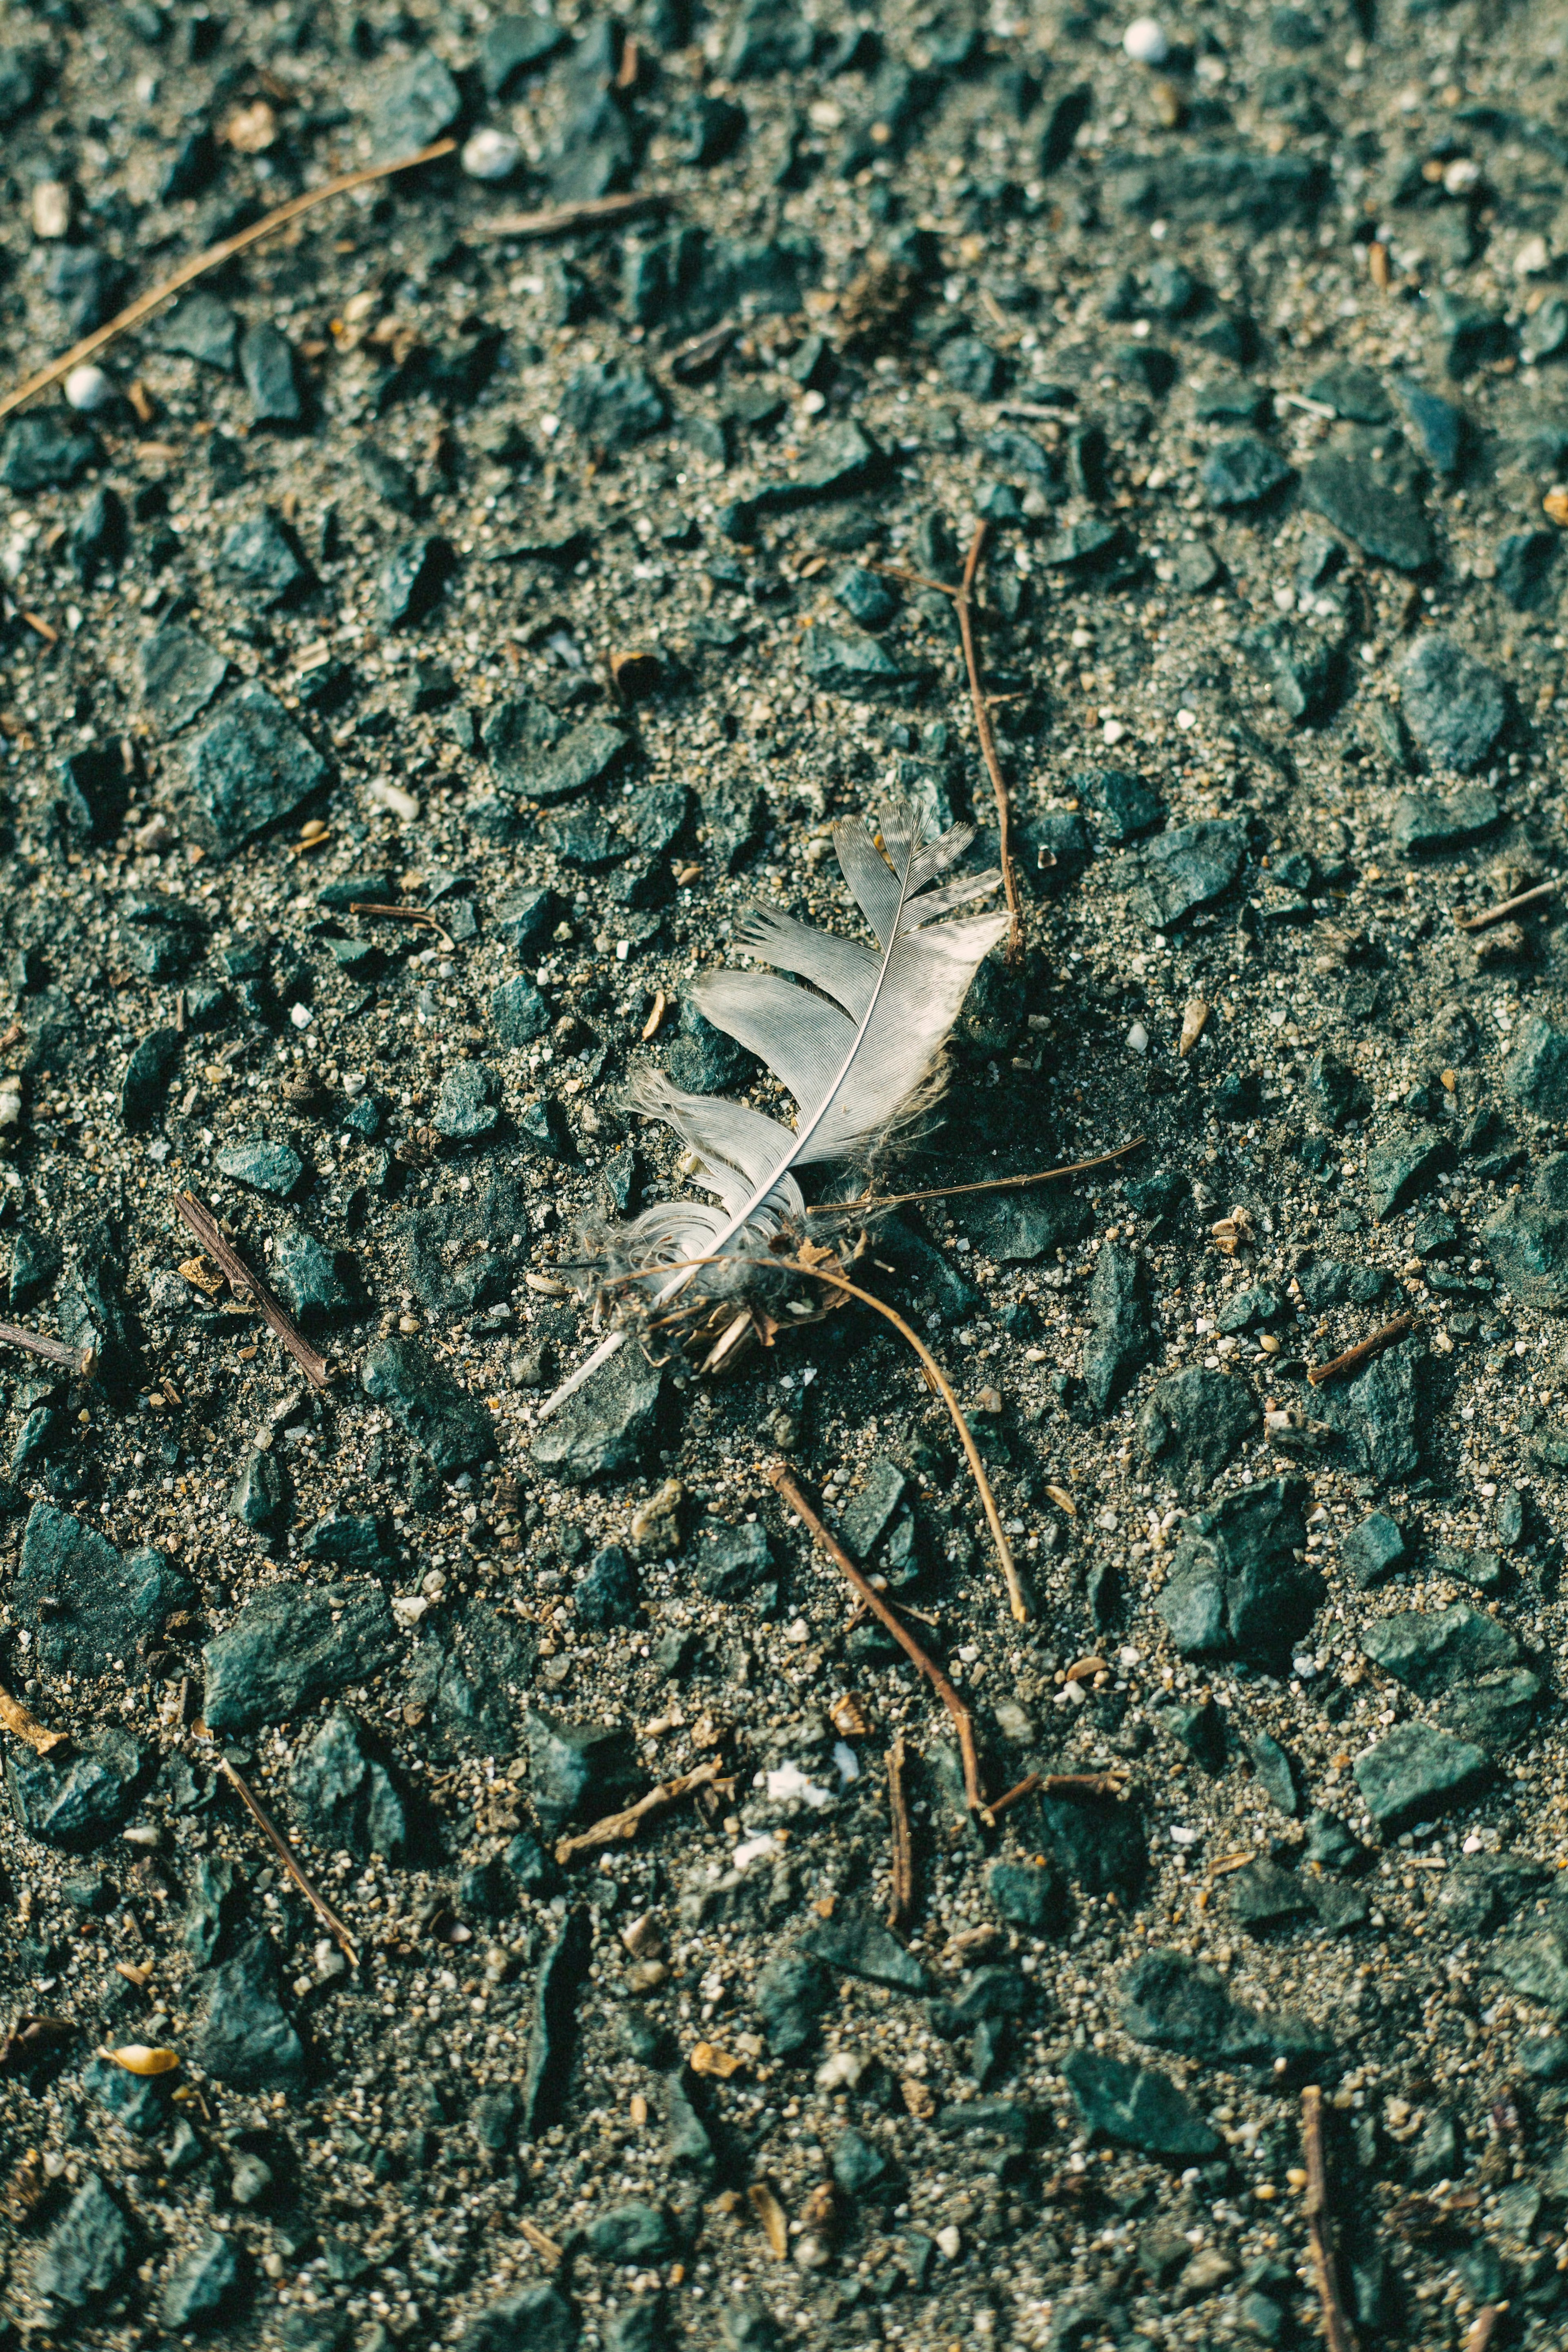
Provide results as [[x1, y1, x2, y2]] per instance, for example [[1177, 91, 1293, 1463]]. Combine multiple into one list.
[[1455, 877, 1561, 933], [0, 140, 458, 423], [1307, 1314, 1416, 1391], [0, 1684, 67, 1757], [172, 1191, 330, 1390], [886, 1731, 914, 1930], [209, 1747, 358, 1966], [979, 1769, 1127, 1826], [348, 901, 455, 950], [956, 523, 1023, 960], [1302, 2083, 1361, 2352], [553, 1762, 725, 1863], [519, 2218, 564, 2267], [0, 1321, 89, 1374], [472, 191, 669, 238], [770, 1465, 986, 1810], [804, 1139, 1144, 1221]]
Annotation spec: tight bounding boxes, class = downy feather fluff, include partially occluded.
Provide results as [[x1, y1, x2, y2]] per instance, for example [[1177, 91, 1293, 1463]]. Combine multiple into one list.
[[537, 802, 1008, 1418]]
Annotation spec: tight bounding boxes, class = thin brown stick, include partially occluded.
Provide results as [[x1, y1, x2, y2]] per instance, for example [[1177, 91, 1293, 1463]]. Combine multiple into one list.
[[979, 1769, 1128, 1826], [770, 1465, 986, 1810], [553, 1763, 724, 1863], [172, 1192, 330, 1390], [1302, 2084, 1361, 2352], [1307, 1314, 1415, 1391], [348, 901, 454, 950], [211, 1751, 358, 1966], [958, 525, 1022, 960], [1455, 877, 1561, 933], [996, 401, 1078, 423], [605, 1249, 1026, 1621], [804, 1139, 1145, 1219], [886, 1732, 914, 1929], [470, 191, 670, 239], [865, 560, 961, 599], [0, 1321, 89, 1373], [0, 140, 458, 424], [520, 2218, 565, 2268], [0, 1684, 67, 1757]]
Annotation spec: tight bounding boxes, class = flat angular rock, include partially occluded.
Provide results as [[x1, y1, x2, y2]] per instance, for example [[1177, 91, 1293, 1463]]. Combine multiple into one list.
[[1353, 1722, 1489, 1832], [1484, 1194, 1568, 1312], [1312, 1343, 1423, 1485], [459, 2285, 579, 2352], [527, 1710, 638, 1838], [1201, 434, 1294, 507], [202, 1579, 399, 1733], [1136, 1368, 1258, 1487], [1157, 1478, 1319, 1669], [1398, 633, 1507, 774], [408, 1599, 539, 1758], [189, 682, 330, 855], [757, 1945, 833, 2056], [481, 12, 566, 96], [435, 1060, 503, 1141], [1366, 1123, 1454, 1220], [1343, 1511, 1409, 1588], [1114, 147, 1325, 229], [1122, 1947, 1331, 2069], [361, 1335, 495, 1470], [724, 0, 813, 75], [531, 1346, 664, 1483], [16, 1502, 192, 1679], [33, 2174, 134, 2312], [240, 323, 303, 426], [1038, 1788, 1147, 1898], [988, 1857, 1069, 1935], [1389, 787, 1502, 855], [140, 624, 228, 732], [1522, 295, 1568, 367], [800, 624, 926, 699], [1300, 438, 1432, 571], [156, 292, 238, 371], [301, 1512, 388, 1569], [492, 975, 551, 1046], [801, 1911, 927, 1993], [379, 534, 452, 629], [1061, 2048, 1220, 2159], [1361, 1603, 1520, 1698], [223, 511, 310, 605], [1082, 1241, 1157, 1411], [372, 49, 461, 157], [271, 1225, 362, 1324], [561, 362, 668, 446], [1506, 1015, 1568, 1123], [1080, 765, 1165, 843], [1250, 1732, 1299, 1815], [120, 1027, 180, 1129], [160, 2232, 244, 2330], [290, 1708, 406, 1859], [952, 1185, 1090, 1261], [215, 1136, 304, 1197], [2, 410, 99, 492], [189, 1933, 304, 2089], [231, 1448, 288, 1531], [1497, 528, 1556, 611], [1138, 820, 1246, 926], [575, 1544, 639, 1628], [8, 1729, 144, 1849]]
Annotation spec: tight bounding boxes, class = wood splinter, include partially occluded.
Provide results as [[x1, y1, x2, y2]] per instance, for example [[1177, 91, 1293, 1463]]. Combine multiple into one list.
[[886, 1731, 914, 1930], [1455, 876, 1561, 933], [172, 1190, 330, 1391], [554, 1762, 725, 1863], [1307, 1313, 1416, 1391], [1302, 2083, 1361, 2352], [0, 1684, 67, 1757], [207, 1743, 359, 1967]]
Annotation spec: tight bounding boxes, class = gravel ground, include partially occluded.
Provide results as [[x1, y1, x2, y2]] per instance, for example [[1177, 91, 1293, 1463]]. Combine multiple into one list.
[[8, 0, 1568, 2345]]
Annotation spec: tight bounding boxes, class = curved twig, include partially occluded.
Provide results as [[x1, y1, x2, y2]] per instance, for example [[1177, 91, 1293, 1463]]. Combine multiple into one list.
[[956, 524, 1023, 962], [804, 1137, 1144, 1219]]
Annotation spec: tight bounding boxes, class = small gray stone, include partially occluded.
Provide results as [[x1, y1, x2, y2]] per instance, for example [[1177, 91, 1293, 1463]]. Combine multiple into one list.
[[202, 1579, 399, 1733], [33, 2174, 134, 2311], [988, 1857, 1068, 1934], [1061, 2048, 1220, 2158], [160, 2231, 244, 2330], [379, 534, 452, 630], [1342, 1511, 1408, 1588], [531, 1348, 664, 1484], [1389, 787, 1503, 855], [222, 511, 310, 605], [372, 49, 461, 158], [1122, 1947, 1332, 2071], [1249, 1733, 1299, 1816], [492, 976, 551, 1047], [239, 323, 303, 427], [16, 1502, 192, 1680], [156, 292, 238, 371], [1522, 294, 1568, 367], [1352, 1722, 1490, 1832], [481, 13, 566, 96], [290, 1708, 405, 1859], [1311, 1342, 1423, 1486], [140, 624, 228, 732], [2, 411, 100, 493], [435, 1060, 503, 1142], [586, 2203, 674, 2262], [189, 682, 330, 856], [560, 362, 668, 447], [801, 1911, 927, 1993], [1366, 1123, 1455, 1220], [756, 1945, 833, 2057], [1138, 820, 1247, 926], [361, 1335, 495, 1470], [270, 1225, 362, 1324], [214, 1136, 304, 1197], [231, 1449, 288, 1532], [1506, 1015, 1568, 1123], [8, 1730, 144, 1849], [1082, 1242, 1157, 1411], [1136, 1368, 1258, 1486], [189, 1934, 303, 2089], [800, 624, 927, 699], [1157, 1479, 1319, 1669], [1397, 633, 1507, 774], [528, 1712, 638, 1838], [1201, 434, 1293, 508], [1300, 437, 1432, 570], [120, 1027, 180, 1130]]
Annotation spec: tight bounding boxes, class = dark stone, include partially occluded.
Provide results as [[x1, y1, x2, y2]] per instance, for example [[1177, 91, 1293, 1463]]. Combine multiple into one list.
[[1159, 1697, 1227, 1774], [988, 1857, 1068, 1935], [527, 1711, 638, 1838], [575, 1544, 639, 1629], [1305, 365, 1391, 424], [1136, 1369, 1258, 1487], [1201, 435, 1294, 508], [1113, 147, 1325, 230], [940, 335, 1003, 401], [1493, 1930, 1568, 2019], [1157, 1479, 1319, 1669], [459, 2285, 579, 2352], [724, 0, 812, 75], [756, 1945, 833, 2057], [408, 1601, 539, 1759], [1122, 1947, 1331, 2070], [1483, 1194, 1568, 1312], [7, 1225, 61, 1313], [189, 682, 330, 855], [223, 511, 310, 606], [587, 2203, 674, 2262], [1366, 1123, 1454, 1220], [521, 1903, 592, 2134], [1436, 294, 1508, 380], [1523, 295, 1568, 367], [240, 324, 303, 428], [1343, 1511, 1409, 1588], [46, 246, 125, 336], [481, 12, 566, 96], [541, 805, 618, 866], [835, 565, 898, 631], [1300, 441, 1433, 572], [189, 1934, 304, 2089], [1250, 1732, 1299, 1815], [1398, 634, 1507, 774], [379, 535, 453, 630], [119, 1027, 180, 1130], [161, 2232, 245, 2330], [53, 745, 127, 845], [1080, 766, 1164, 844], [140, 624, 227, 732], [483, 697, 628, 804], [156, 292, 238, 371], [1061, 2049, 1220, 2159], [800, 625, 926, 700], [952, 1185, 1091, 1262], [802, 1911, 927, 1993], [215, 1137, 304, 1197], [1394, 380, 1466, 477], [1506, 1015, 1568, 1123], [1082, 1242, 1157, 1412], [435, 1060, 503, 1143], [271, 1226, 363, 1325], [290, 1708, 405, 1858], [493, 888, 557, 953], [833, 2127, 890, 2195], [33, 2174, 134, 2312], [840, 1459, 907, 1560], [1138, 820, 1247, 926], [1225, 1858, 1316, 1929], [232, 1448, 288, 1532], [8, 1730, 144, 1849], [1304, 1811, 1364, 1872], [202, 1579, 399, 1733], [16, 1502, 192, 1680], [1389, 787, 1503, 854], [1311, 1344, 1423, 1485], [359, 1332, 496, 1468], [69, 484, 126, 586], [1, 411, 100, 494], [698, 1521, 775, 1603], [561, 363, 668, 448], [372, 49, 461, 157], [1496, 529, 1557, 612], [1353, 1723, 1490, 1832], [0, 42, 51, 128], [1241, 614, 1346, 725], [531, 1348, 664, 1484], [492, 976, 551, 1047], [1037, 1790, 1147, 1899], [55, 1218, 139, 1396], [663, 998, 752, 1094]]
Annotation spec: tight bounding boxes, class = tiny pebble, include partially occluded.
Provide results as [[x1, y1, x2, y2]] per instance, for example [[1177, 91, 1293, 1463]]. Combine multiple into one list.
[[64, 363, 115, 412], [1122, 15, 1169, 62], [31, 179, 70, 239], [936, 2225, 962, 2261], [462, 126, 522, 181]]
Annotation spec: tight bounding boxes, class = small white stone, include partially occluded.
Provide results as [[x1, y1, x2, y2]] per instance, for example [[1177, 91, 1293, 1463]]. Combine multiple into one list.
[[1515, 234, 1550, 276], [31, 179, 70, 239], [1126, 1020, 1150, 1055], [64, 363, 114, 412], [1122, 15, 1169, 63], [935, 2225, 962, 2262], [462, 126, 522, 181]]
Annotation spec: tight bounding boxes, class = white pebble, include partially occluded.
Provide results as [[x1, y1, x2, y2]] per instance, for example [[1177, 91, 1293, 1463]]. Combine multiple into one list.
[[64, 363, 114, 412], [31, 179, 70, 240], [1123, 14, 1169, 62], [462, 127, 521, 181]]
